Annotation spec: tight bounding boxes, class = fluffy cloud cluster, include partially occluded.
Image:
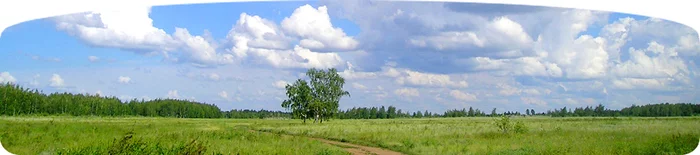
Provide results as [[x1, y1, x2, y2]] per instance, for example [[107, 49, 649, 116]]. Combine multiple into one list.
[[53, 4, 355, 69]]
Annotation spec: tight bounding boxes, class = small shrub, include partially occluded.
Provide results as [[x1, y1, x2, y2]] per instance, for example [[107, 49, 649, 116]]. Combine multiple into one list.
[[493, 116, 528, 134], [513, 121, 528, 134], [493, 116, 513, 134]]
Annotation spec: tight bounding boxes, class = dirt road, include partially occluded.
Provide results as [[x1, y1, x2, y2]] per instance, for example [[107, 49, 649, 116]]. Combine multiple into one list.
[[252, 129, 403, 155]]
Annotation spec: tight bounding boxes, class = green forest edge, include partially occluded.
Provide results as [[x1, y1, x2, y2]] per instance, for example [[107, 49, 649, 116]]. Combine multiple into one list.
[[3, 81, 700, 119]]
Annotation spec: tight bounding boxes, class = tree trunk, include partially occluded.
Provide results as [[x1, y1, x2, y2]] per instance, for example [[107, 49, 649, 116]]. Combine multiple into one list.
[[314, 114, 319, 123]]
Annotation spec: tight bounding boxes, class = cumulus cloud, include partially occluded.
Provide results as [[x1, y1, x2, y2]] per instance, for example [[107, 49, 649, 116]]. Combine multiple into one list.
[[409, 16, 534, 53], [225, 12, 345, 69], [166, 90, 180, 99], [273, 80, 289, 89], [172, 28, 234, 66], [449, 90, 478, 102], [53, 7, 234, 67], [281, 4, 358, 51], [118, 76, 131, 84], [395, 70, 469, 88], [612, 42, 688, 79], [218, 91, 231, 101], [88, 56, 100, 62], [520, 97, 547, 106], [339, 62, 378, 80], [208, 73, 220, 81], [394, 88, 419, 97], [352, 82, 367, 90], [0, 72, 17, 84], [49, 74, 64, 87], [53, 7, 177, 53]]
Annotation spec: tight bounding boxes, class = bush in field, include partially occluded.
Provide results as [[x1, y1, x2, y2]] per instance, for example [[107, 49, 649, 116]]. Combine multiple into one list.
[[493, 115, 528, 134]]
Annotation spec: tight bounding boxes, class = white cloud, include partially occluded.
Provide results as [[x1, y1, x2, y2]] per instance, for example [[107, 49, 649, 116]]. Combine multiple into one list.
[[49, 74, 64, 87], [0, 72, 17, 84], [95, 90, 103, 96], [54, 7, 233, 67], [339, 62, 378, 80], [243, 45, 344, 69], [394, 88, 419, 97], [273, 80, 289, 89], [172, 27, 234, 66], [88, 56, 100, 62], [497, 83, 521, 96], [521, 97, 547, 106], [395, 70, 469, 88], [466, 57, 563, 77], [281, 4, 358, 51], [352, 82, 367, 90], [118, 76, 131, 84], [409, 16, 533, 52], [166, 90, 180, 99], [612, 42, 689, 79], [449, 90, 478, 102], [611, 78, 667, 90], [53, 7, 177, 53], [226, 12, 345, 69], [208, 73, 220, 81], [218, 91, 230, 101], [522, 89, 541, 95]]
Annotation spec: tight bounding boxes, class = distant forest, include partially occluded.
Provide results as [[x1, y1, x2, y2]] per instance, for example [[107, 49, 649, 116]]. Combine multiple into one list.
[[2, 83, 699, 119]]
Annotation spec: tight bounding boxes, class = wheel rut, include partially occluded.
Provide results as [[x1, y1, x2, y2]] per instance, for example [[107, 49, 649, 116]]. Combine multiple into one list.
[[250, 129, 403, 155]]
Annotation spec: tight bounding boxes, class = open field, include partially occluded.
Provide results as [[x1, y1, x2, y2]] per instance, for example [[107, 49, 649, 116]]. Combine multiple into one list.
[[1, 116, 699, 155]]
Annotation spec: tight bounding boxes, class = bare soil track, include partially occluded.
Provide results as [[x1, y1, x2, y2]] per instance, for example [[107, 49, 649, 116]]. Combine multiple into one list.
[[251, 129, 403, 155]]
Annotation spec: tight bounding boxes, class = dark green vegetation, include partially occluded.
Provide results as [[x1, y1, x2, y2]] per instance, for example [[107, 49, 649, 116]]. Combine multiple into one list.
[[282, 68, 350, 123], [0, 83, 289, 119]]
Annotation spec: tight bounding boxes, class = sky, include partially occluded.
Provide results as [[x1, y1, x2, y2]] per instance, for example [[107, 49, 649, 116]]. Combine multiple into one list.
[[1, 0, 699, 113]]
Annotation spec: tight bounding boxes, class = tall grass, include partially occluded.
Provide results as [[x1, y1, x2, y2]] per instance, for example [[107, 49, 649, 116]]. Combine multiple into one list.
[[2, 116, 698, 155], [253, 117, 700, 155], [0, 117, 348, 155]]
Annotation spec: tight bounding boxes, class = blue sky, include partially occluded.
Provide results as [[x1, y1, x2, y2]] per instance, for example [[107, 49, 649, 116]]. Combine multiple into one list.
[[1, 1, 699, 113]]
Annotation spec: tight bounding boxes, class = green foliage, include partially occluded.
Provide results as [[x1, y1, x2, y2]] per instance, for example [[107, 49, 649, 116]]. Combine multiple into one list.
[[493, 116, 514, 134], [513, 121, 528, 134], [223, 109, 291, 119], [548, 103, 700, 117], [492, 116, 528, 134], [0, 83, 223, 118], [282, 68, 350, 123]]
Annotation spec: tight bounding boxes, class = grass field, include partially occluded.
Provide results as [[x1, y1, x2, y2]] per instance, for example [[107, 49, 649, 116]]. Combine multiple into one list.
[[1, 116, 699, 155]]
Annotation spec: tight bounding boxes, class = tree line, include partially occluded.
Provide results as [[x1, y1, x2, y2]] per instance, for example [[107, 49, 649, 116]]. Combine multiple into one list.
[[1, 83, 293, 118], [223, 109, 291, 119], [3, 80, 700, 120], [545, 103, 700, 117]]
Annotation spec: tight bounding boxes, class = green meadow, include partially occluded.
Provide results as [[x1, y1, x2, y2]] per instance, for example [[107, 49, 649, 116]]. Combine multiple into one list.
[[2, 116, 699, 155]]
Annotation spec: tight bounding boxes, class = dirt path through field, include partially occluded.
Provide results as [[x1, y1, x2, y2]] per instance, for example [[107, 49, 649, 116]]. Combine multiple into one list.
[[251, 130, 403, 155]]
